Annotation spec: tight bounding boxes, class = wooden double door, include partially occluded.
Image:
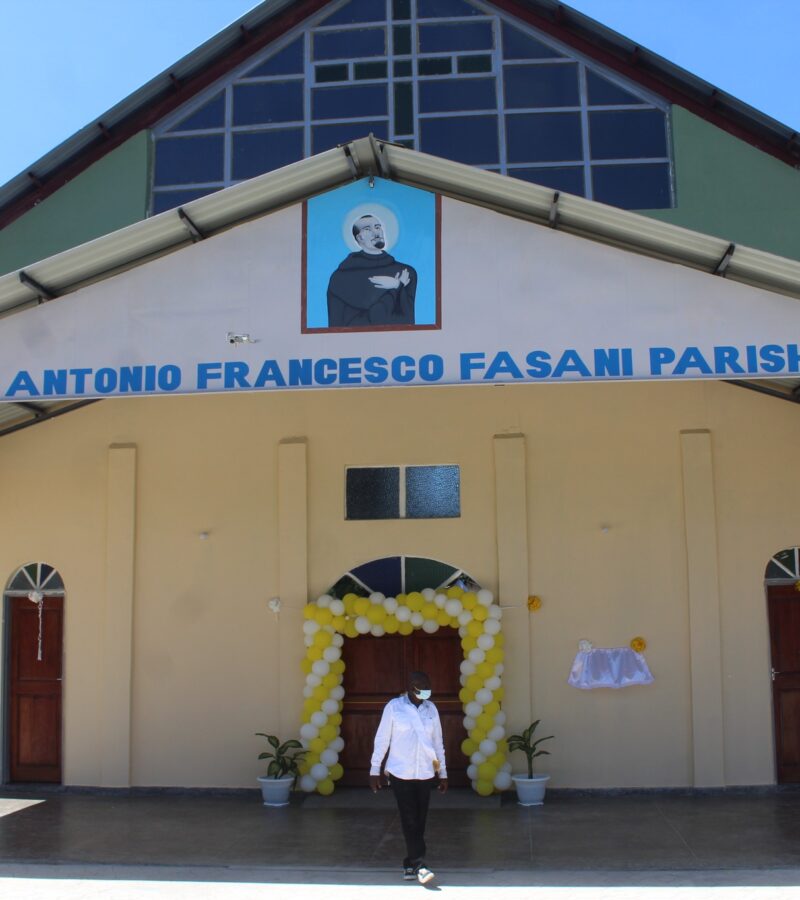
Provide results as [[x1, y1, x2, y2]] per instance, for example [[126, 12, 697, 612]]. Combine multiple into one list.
[[768, 584, 800, 783], [6, 596, 63, 783], [339, 627, 469, 786]]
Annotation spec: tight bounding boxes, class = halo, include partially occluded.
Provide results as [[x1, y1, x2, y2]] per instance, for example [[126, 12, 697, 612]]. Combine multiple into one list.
[[342, 203, 399, 252]]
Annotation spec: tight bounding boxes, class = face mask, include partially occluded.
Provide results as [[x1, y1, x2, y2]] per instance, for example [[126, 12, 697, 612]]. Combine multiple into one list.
[[414, 688, 432, 700]]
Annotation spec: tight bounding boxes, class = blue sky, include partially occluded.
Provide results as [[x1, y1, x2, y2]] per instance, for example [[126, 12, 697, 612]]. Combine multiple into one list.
[[0, 0, 796, 187]]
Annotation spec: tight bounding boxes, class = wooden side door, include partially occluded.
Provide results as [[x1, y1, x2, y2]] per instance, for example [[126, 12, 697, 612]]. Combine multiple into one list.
[[7, 596, 63, 783], [339, 627, 468, 786], [767, 584, 800, 783]]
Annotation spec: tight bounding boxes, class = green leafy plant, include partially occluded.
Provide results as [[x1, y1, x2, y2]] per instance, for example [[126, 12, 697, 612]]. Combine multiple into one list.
[[507, 720, 554, 779], [255, 733, 306, 780]]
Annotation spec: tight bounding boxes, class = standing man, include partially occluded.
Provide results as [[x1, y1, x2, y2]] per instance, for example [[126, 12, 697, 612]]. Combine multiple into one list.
[[370, 671, 448, 885]]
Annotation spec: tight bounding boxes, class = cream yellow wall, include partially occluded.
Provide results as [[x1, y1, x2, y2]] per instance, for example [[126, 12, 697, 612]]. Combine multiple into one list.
[[0, 379, 797, 789]]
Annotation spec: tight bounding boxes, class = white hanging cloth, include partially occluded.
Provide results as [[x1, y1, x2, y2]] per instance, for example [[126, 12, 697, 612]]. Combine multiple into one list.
[[568, 643, 653, 690]]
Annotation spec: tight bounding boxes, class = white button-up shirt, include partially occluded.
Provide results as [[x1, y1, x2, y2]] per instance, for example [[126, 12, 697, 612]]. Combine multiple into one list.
[[370, 693, 448, 780]]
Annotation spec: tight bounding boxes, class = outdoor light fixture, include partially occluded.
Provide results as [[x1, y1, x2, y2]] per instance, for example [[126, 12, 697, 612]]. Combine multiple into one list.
[[226, 332, 255, 344]]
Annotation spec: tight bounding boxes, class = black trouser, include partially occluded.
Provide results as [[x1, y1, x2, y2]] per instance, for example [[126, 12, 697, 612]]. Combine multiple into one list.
[[390, 775, 436, 869]]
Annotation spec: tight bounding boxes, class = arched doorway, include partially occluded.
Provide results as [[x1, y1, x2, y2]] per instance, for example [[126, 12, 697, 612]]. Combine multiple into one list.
[[4, 563, 65, 783], [330, 557, 483, 788], [765, 548, 800, 784]]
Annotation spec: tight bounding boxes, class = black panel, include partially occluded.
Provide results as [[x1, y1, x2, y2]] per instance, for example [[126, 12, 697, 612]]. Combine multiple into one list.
[[168, 93, 225, 132], [244, 39, 304, 77], [316, 63, 349, 83], [589, 108, 668, 159], [232, 129, 304, 180], [355, 61, 388, 80], [151, 188, 219, 214], [505, 112, 583, 163], [393, 24, 411, 55], [394, 59, 413, 77], [457, 54, 492, 73], [510, 165, 585, 196], [154, 136, 224, 185], [394, 82, 413, 135], [419, 21, 493, 53], [313, 84, 388, 120], [419, 77, 496, 112], [312, 120, 389, 153], [502, 22, 563, 59], [346, 468, 400, 519], [504, 63, 579, 109], [418, 57, 452, 75], [406, 466, 461, 518], [418, 0, 482, 16], [321, 0, 387, 25], [314, 28, 386, 60], [591, 163, 671, 209], [232, 82, 304, 126], [420, 114, 498, 165], [586, 70, 644, 106], [350, 557, 403, 596], [393, 0, 411, 19]]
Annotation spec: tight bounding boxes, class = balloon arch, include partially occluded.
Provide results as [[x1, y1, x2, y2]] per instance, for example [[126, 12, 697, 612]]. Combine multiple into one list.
[[297, 557, 509, 796]]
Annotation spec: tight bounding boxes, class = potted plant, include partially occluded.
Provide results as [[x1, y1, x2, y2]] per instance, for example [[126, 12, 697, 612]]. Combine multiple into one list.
[[508, 720, 554, 806], [255, 733, 305, 807]]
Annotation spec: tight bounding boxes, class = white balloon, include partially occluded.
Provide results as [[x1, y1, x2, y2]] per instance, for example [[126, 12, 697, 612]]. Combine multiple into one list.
[[465, 701, 482, 718], [395, 605, 411, 622], [410, 612, 424, 627], [311, 711, 328, 728], [306, 673, 321, 688], [458, 625, 467, 638], [299, 774, 317, 792], [494, 771, 513, 791], [470, 751, 486, 766], [310, 763, 329, 782], [369, 592, 386, 605], [479, 739, 497, 757], [332, 633, 344, 648], [458, 610, 473, 626], [303, 620, 320, 635], [465, 764, 478, 782], [355, 616, 370, 634], [331, 737, 345, 752], [488, 604, 502, 620], [330, 686, 345, 701], [501, 761, 512, 774], [303, 635, 314, 648], [463, 715, 476, 730], [488, 725, 505, 742], [485, 676, 501, 691], [323, 646, 341, 663], [299, 723, 318, 740], [322, 699, 339, 715], [477, 634, 495, 651], [468, 648, 486, 664], [370, 624, 385, 637], [312, 660, 330, 677], [384, 597, 398, 614], [422, 588, 436, 600], [494, 710, 507, 726], [460, 659, 476, 676], [459, 674, 467, 687], [444, 599, 461, 617], [422, 619, 438, 634], [316, 595, 333, 608], [329, 599, 345, 616], [434, 593, 447, 608], [475, 688, 492, 706], [320, 749, 339, 767], [303, 685, 313, 698], [477, 589, 494, 607], [483, 618, 501, 635], [494, 664, 505, 677]]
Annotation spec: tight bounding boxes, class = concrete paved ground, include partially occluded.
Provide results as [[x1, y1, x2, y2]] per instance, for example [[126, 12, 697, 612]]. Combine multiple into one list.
[[0, 788, 798, 898]]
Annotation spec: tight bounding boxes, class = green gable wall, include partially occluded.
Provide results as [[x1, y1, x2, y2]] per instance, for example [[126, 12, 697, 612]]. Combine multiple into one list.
[[642, 106, 800, 262], [0, 132, 150, 277]]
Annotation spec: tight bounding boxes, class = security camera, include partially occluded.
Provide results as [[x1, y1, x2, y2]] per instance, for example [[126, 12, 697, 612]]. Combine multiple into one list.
[[226, 332, 254, 344]]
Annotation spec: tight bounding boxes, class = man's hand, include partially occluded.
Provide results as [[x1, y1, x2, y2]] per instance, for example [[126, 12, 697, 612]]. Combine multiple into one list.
[[437, 777, 448, 794], [369, 774, 384, 793], [369, 270, 410, 290]]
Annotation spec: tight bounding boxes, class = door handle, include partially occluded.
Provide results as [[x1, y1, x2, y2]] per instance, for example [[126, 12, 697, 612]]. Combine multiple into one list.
[[771, 668, 783, 681]]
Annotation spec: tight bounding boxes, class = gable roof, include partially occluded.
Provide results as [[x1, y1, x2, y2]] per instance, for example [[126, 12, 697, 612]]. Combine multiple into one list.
[[1, 0, 799, 233]]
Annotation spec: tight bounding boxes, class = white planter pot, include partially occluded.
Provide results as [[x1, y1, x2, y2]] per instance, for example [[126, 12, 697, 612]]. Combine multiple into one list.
[[257, 774, 295, 807], [511, 774, 550, 806]]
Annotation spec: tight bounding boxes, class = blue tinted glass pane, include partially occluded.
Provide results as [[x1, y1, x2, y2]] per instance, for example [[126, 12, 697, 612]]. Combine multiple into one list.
[[506, 112, 582, 163], [420, 115, 498, 164], [314, 28, 386, 60], [232, 130, 304, 180], [592, 163, 671, 209], [312, 120, 389, 153], [458, 54, 492, 73], [504, 63, 579, 109], [589, 109, 667, 159], [418, 0, 482, 15], [322, 0, 387, 24], [419, 78, 496, 112], [502, 22, 563, 59], [313, 84, 387, 119], [154, 136, 224, 185], [510, 166, 585, 195], [350, 557, 403, 595], [245, 39, 304, 77], [317, 63, 349, 83], [393, 0, 411, 19], [394, 59, 412, 76], [406, 466, 460, 518], [233, 82, 304, 125], [355, 60, 388, 79], [168, 93, 225, 132], [418, 57, 451, 75], [346, 468, 400, 519], [419, 22, 493, 52], [151, 188, 219, 215], [586, 70, 643, 106]]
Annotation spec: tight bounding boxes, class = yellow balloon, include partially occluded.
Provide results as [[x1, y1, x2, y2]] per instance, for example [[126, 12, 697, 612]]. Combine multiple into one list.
[[329, 763, 344, 781], [486, 647, 504, 664], [367, 604, 386, 624], [323, 672, 339, 689], [316, 607, 333, 626], [436, 610, 451, 626], [354, 597, 370, 616], [407, 592, 424, 611], [495, 633, 505, 647], [307, 645, 323, 661], [330, 712, 343, 726], [466, 674, 483, 693], [447, 585, 464, 598], [313, 630, 332, 648], [461, 635, 477, 652], [421, 602, 438, 620], [383, 615, 399, 634], [305, 753, 320, 768], [309, 737, 326, 754], [473, 605, 488, 622], [485, 700, 501, 716], [462, 592, 478, 610], [489, 751, 506, 769], [399, 621, 414, 636], [303, 698, 318, 717], [317, 778, 335, 796], [313, 685, 328, 702], [320, 724, 337, 742], [301, 658, 313, 675], [461, 738, 477, 756], [298, 760, 310, 775], [470, 727, 486, 743], [344, 620, 359, 639], [477, 712, 494, 732], [303, 605, 317, 620], [477, 762, 497, 782], [475, 779, 493, 797], [467, 620, 483, 638], [458, 687, 474, 704], [343, 592, 359, 610], [477, 661, 494, 680], [395, 593, 407, 607], [331, 615, 347, 633], [494, 687, 505, 701]]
